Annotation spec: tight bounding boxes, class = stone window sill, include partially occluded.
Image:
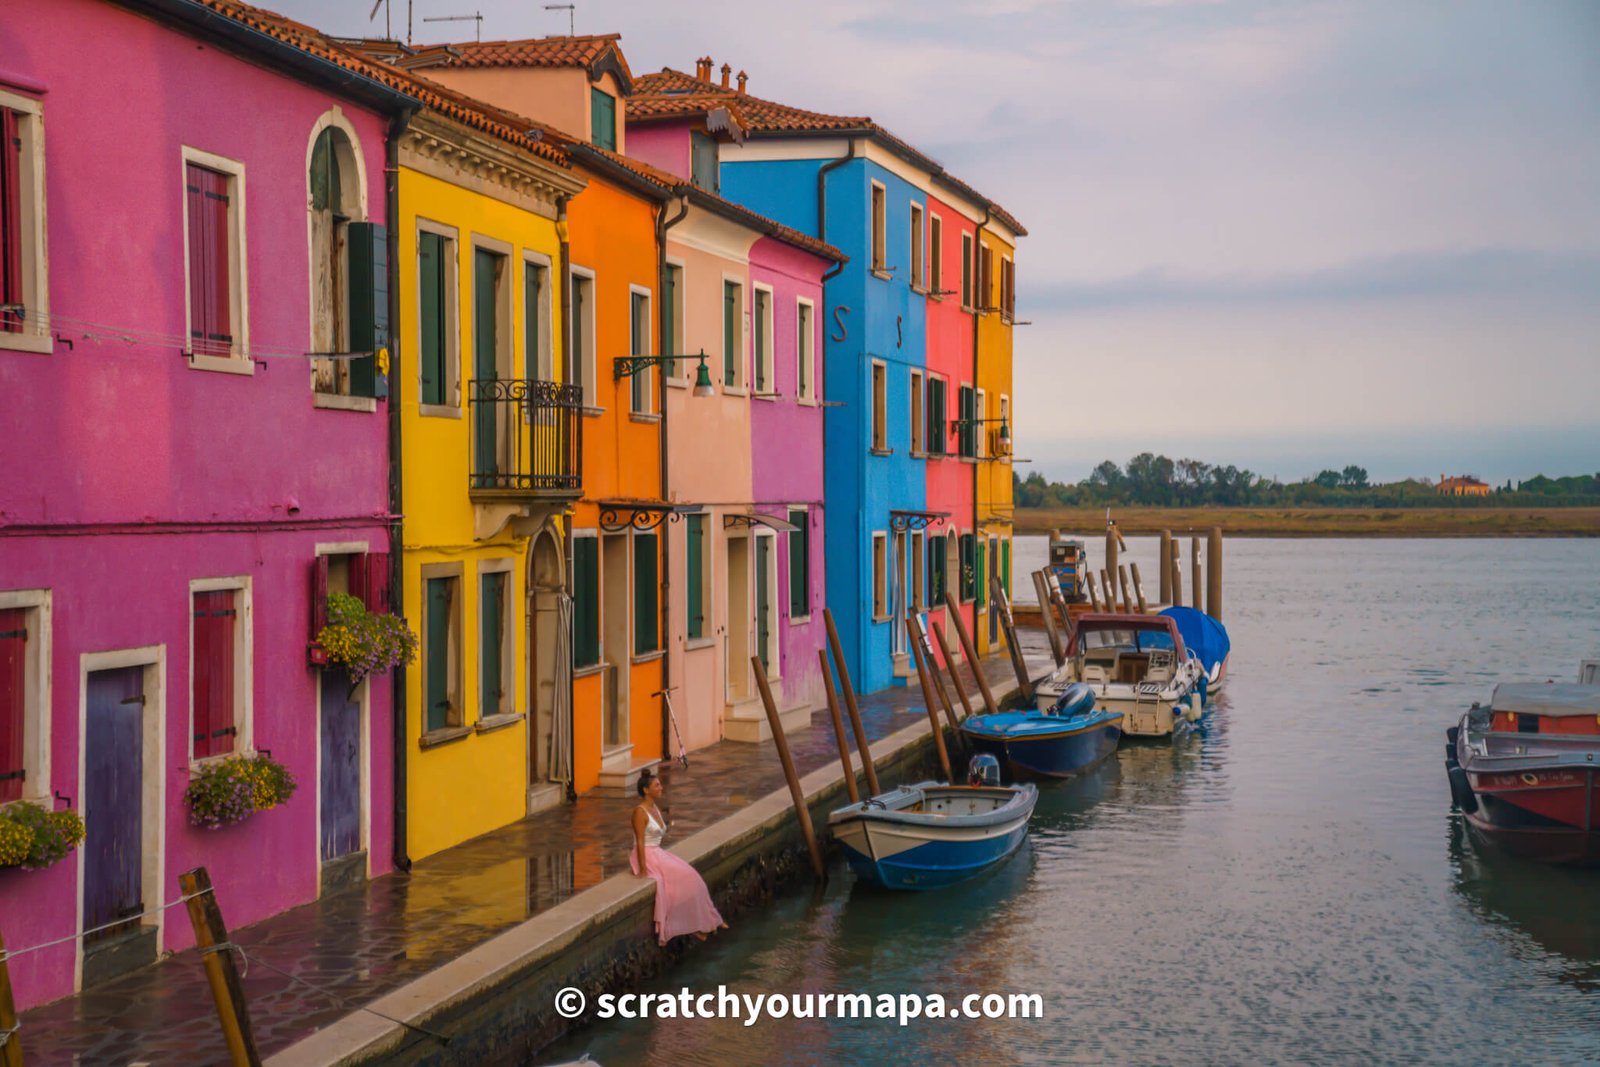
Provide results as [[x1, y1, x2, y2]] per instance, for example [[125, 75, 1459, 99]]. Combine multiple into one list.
[[187, 352, 255, 376], [475, 712, 525, 736], [313, 393, 378, 413], [420, 403, 462, 419], [419, 724, 472, 750], [0, 332, 52, 355]]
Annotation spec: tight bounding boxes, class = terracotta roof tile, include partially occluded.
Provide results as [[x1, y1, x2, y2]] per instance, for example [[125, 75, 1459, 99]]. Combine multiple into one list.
[[392, 35, 635, 92]]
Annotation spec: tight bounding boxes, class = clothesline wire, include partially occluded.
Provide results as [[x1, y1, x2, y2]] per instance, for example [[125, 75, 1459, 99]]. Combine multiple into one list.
[[0, 889, 212, 962], [20, 308, 371, 361]]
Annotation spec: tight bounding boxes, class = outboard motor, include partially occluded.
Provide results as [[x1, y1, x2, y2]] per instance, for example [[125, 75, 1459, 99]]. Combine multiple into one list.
[[1049, 682, 1096, 718], [967, 753, 1002, 787]]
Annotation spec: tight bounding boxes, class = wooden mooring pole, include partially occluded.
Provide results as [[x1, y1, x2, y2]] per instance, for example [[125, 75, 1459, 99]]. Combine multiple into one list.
[[1169, 540, 1183, 608], [992, 575, 1033, 701], [180, 866, 262, 1067], [931, 621, 974, 720], [911, 615, 962, 735], [1100, 569, 1116, 611], [944, 592, 999, 716], [1207, 527, 1224, 620], [906, 617, 954, 782], [1085, 570, 1102, 611], [1032, 570, 1066, 666], [1117, 565, 1134, 617], [1158, 529, 1172, 604], [817, 649, 859, 805], [1130, 563, 1149, 613], [824, 609, 880, 797], [752, 657, 826, 882], [0, 929, 23, 1067], [1191, 536, 1202, 611]]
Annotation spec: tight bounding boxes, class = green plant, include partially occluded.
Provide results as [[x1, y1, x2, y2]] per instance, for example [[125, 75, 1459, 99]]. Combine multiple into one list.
[[0, 802, 86, 869], [316, 592, 418, 695], [185, 753, 298, 829]]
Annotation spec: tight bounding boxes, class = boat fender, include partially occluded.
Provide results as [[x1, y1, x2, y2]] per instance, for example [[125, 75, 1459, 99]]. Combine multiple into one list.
[[1444, 726, 1460, 769], [1447, 764, 1478, 814], [1184, 693, 1203, 722]]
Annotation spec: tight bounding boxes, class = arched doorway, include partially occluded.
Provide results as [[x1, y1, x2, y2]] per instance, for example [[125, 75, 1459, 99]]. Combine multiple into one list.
[[528, 526, 569, 811]]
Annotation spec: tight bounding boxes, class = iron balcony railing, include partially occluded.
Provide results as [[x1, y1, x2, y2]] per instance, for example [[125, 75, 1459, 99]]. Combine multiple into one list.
[[468, 378, 583, 499]]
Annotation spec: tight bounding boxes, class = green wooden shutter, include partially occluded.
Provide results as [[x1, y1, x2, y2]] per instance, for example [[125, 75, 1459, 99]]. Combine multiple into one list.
[[1001, 539, 1011, 596], [686, 516, 705, 640], [347, 221, 387, 398], [754, 289, 769, 393], [662, 266, 677, 356], [525, 262, 543, 380], [419, 233, 446, 405], [479, 572, 504, 720], [474, 249, 500, 484], [976, 540, 988, 607], [960, 534, 975, 600], [691, 131, 718, 192], [756, 535, 771, 672], [723, 282, 738, 385], [590, 88, 617, 150], [425, 578, 453, 732], [631, 291, 649, 412], [573, 539, 600, 668], [634, 533, 658, 654], [788, 509, 808, 617]]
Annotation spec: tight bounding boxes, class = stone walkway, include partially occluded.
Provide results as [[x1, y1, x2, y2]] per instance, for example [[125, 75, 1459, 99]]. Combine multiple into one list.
[[19, 640, 1050, 1065]]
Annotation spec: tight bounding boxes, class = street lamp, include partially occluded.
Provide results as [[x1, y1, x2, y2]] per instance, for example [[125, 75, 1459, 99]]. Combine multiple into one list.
[[948, 415, 1011, 454], [613, 349, 716, 398]]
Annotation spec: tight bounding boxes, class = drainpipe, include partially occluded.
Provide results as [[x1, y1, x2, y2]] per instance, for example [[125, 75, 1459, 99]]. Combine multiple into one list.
[[656, 194, 690, 762], [971, 205, 990, 649], [387, 105, 417, 873], [814, 139, 855, 671], [558, 196, 578, 802], [817, 139, 856, 272]]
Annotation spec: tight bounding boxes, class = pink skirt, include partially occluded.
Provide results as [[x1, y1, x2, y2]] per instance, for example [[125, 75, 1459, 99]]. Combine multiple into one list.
[[631, 845, 725, 945]]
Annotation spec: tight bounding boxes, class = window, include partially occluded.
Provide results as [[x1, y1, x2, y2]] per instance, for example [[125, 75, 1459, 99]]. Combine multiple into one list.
[[572, 535, 600, 668], [0, 591, 49, 804], [910, 531, 925, 611], [977, 538, 989, 608], [957, 385, 977, 458], [571, 269, 596, 407], [417, 225, 458, 409], [929, 215, 943, 297], [871, 532, 888, 619], [870, 182, 887, 274], [183, 152, 248, 366], [630, 287, 653, 414], [472, 247, 512, 485], [663, 262, 684, 380], [691, 131, 718, 192], [909, 370, 924, 455], [722, 279, 742, 388], [975, 388, 988, 458], [753, 287, 773, 394], [1001, 256, 1015, 321], [309, 124, 383, 400], [1001, 538, 1012, 597], [634, 531, 659, 654], [423, 573, 462, 732], [960, 233, 973, 309], [927, 534, 947, 606], [525, 257, 552, 381], [926, 376, 947, 457], [947, 536, 961, 607], [788, 509, 809, 619], [685, 514, 708, 641], [870, 360, 887, 452], [796, 299, 815, 403], [590, 88, 617, 151], [191, 584, 247, 760], [959, 533, 976, 601], [979, 245, 994, 311], [478, 569, 511, 721], [1, 93, 48, 352], [909, 203, 924, 289]]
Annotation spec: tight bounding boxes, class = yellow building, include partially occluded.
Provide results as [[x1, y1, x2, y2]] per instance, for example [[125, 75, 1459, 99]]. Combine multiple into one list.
[[391, 85, 587, 859], [1437, 474, 1491, 497], [974, 216, 1024, 655]]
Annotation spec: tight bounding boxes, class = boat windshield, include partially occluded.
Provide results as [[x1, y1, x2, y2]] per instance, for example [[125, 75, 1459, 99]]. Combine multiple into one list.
[[1078, 628, 1178, 653]]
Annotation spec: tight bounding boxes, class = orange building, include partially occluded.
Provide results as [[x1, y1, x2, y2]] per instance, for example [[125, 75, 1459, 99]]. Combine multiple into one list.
[[1437, 474, 1491, 497]]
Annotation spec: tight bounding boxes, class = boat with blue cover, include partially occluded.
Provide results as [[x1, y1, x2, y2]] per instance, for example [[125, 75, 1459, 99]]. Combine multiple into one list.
[[1034, 613, 1207, 737], [961, 682, 1123, 780], [828, 756, 1037, 890]]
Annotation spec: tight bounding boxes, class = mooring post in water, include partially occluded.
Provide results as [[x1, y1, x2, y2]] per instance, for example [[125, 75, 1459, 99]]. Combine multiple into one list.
[[932, 621, 975, 720], [1191, 536, 1203, 611], [752, 657, 826, 882], [818, 649, 859, 804], [1100, 569, 1117, 612], [1159, 530, 1172, 604], [1118, 565, 1134, 616], [913, 614, 962, 735], [944, 592, 999, 716], [824, 609, 880, 797], [1049, 589, 1076, 650], [1033, 570, 1066, 666], [992, 575, 1034, 701], [1085, 570, 1101, 611], [0, 929, 22, 1067], [1130, 563, 1149, 613], [180, 866, 262, 1067], [1169, 540, 1184, 608], [1105, 519, 1120, 599], [1207, 527, 1224, 620], [906, 617, 954, 782]]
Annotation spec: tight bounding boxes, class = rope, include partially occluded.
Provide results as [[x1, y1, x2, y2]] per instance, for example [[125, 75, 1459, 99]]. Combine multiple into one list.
[[0, 889, 212, 962]]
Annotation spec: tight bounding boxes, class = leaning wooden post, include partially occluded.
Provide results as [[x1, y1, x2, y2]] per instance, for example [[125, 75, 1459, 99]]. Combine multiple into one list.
[[1085, 571, 1102, 611], [931, 621, 974, 720], [817, 649, 859, 804], [1169, 540, 1184, 608], [912, 615, 961, 735], [0, 930, 22, 1067], [1049, 589, 1075, 645], [944, 592, 999, 716], [824, 609, 880, 797], [752, 657, 826, 882], [992, 575, 1033, 701], [1207, 527, 1224, 620], [1104, 525, 1119, 598], [180, 866, 262, 1067], [1191, 536, 1202, 610], [1158, 529, 1173, 603], [1117, 565, 1134, 616], [1130, 563, 1149, 613], [1032, 571, 1066, 666], [905, 618, 954, 782]]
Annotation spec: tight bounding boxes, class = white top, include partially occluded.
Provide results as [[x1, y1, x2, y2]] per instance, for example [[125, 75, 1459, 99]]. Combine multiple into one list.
[[639, 805, 665, 848]]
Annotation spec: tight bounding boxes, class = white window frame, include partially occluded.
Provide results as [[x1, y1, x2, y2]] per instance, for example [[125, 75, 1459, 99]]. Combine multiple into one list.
[[0, 89, 50, 356], [416, 217, 461, 417], [961, 231, 975, 310], [751, 282, 776, 398], [786, 504, 812, 625], [870, 181, 888, 277], [570, 265, 599, 411], [975, 386, 988, 459], [631, 527, 663, 658], [628, 283, 656, 417], [871, 531, 889, 621], [795, 297, 816, 404], [471, 235, 515, 381], [419, 562, 466, 734], [684, 512, 715, 649], [181, 146, 251, 374], [929, 213, 944, 300], [870, 358, 888, 453], [1001, 253, 1014, 323], [909, 201, 925, 292], [664, 259, 688, 386], [305, 111, 372, 408], [187, 576, 254, 768], [0, 589, 51, 805], [722, 273, 747, 394], [755, 528, 780, 677], [909, 368, 924, 456], [910, 531, 926, 612], [476, 558, 517, 725], [522, 250, 554, 382]]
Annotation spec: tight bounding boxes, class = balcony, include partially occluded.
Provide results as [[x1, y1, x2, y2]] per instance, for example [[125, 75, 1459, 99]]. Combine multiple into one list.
[[468, 378, 583, 502]]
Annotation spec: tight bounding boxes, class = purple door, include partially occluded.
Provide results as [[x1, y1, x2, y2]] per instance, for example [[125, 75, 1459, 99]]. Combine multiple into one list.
[[319, 669, 360, 862], [84, 666, 145, 940]]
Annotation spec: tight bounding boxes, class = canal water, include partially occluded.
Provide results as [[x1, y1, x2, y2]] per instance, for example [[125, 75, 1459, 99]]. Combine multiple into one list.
[[543, 538, 1600, 1065]]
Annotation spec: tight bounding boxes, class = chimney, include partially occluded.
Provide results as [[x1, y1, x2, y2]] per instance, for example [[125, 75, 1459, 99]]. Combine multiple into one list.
[[696, 56, 711, 81], [737, 70, 747, 94], [720, 62, 731, 89]]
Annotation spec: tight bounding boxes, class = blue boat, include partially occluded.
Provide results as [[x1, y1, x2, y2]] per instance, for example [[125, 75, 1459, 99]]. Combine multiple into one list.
[[961, 683, 1123, 780], [828, 760, 1037, 890]]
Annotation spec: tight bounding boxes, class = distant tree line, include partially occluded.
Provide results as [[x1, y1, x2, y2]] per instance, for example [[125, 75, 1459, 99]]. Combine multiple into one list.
[[1014, 454, 1600, 509]]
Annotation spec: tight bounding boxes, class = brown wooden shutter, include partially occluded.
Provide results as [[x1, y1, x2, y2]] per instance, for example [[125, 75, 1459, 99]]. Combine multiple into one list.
[[0, 108, 21, 334], [0, 608, 25, 801], [356, 552, 391, 614], [192, 591, 237, 758], [186, 164, 232, 355], [311, 555, 330, 639]]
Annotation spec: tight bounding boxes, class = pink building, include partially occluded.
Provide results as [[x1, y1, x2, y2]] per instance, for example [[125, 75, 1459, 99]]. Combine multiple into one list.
[[0, 0, 414, 1007]]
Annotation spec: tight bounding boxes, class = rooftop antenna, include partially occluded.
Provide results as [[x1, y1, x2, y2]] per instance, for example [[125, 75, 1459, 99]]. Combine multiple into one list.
[[423, 11, 484, 42], [544, 3, 575, 35]]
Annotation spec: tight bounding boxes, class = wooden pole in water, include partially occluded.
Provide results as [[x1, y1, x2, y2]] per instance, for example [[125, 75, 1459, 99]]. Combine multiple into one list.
[[1191, 536, 1202, 610], [992, 575, 1034, 700], [180, 866, 262, 1067], [1098, 569, 1113, 611], [906, 618, 954, 782], [1169, 540, 1184, 608], [0, 930, 23, 1067], [944, 592, 999, 716], [931, 621, 974, 720], [1105, 525, 1119, 601], [1207, 527, 1224, 620], [1130, 563, 1149, 613], [1032, 570, 1066, 666], [1158, 530, 1172, 604], [818, 649, 859, 804], [824, 609, 880, 797], [1049, 589, 1076, 651], [1085, 570, 1101, 611], [912, 614, 961, 734], [1118, 565, 1134, 616], [753, 656, 826, 882]]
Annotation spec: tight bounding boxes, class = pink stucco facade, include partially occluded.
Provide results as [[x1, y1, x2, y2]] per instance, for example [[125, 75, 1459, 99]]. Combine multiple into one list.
[[0, 0, 399, 1008]]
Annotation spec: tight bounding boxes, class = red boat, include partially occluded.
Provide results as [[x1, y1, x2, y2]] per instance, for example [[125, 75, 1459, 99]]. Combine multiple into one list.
[[1446, 683, 1600, 865]]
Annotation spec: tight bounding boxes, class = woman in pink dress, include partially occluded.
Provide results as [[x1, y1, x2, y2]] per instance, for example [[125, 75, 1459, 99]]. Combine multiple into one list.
[[632, 770, 727, 946]]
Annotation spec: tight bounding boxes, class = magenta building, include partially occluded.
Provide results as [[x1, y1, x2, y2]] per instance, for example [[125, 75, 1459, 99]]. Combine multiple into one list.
[[0, 0, 414, 1007]]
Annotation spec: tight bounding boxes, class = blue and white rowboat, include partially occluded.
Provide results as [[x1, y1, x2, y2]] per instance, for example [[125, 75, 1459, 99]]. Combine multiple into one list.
[[828, 780, 1038, 891], [962, 683, 1123, 780]]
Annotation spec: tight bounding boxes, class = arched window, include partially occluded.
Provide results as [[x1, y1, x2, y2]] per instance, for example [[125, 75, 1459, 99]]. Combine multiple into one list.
[[308, 119, 378, 399]]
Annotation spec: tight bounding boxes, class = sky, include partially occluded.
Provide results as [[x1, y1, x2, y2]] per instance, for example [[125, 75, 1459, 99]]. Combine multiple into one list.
[[281, 0, 1600, 486]]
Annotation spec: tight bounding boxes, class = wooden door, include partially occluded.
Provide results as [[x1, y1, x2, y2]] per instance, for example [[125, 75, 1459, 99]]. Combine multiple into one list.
[[83, 666, 144, 941], [755, 535, 771, 673], [473, 248, 500, 484], [319, 669, 360, 862]]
